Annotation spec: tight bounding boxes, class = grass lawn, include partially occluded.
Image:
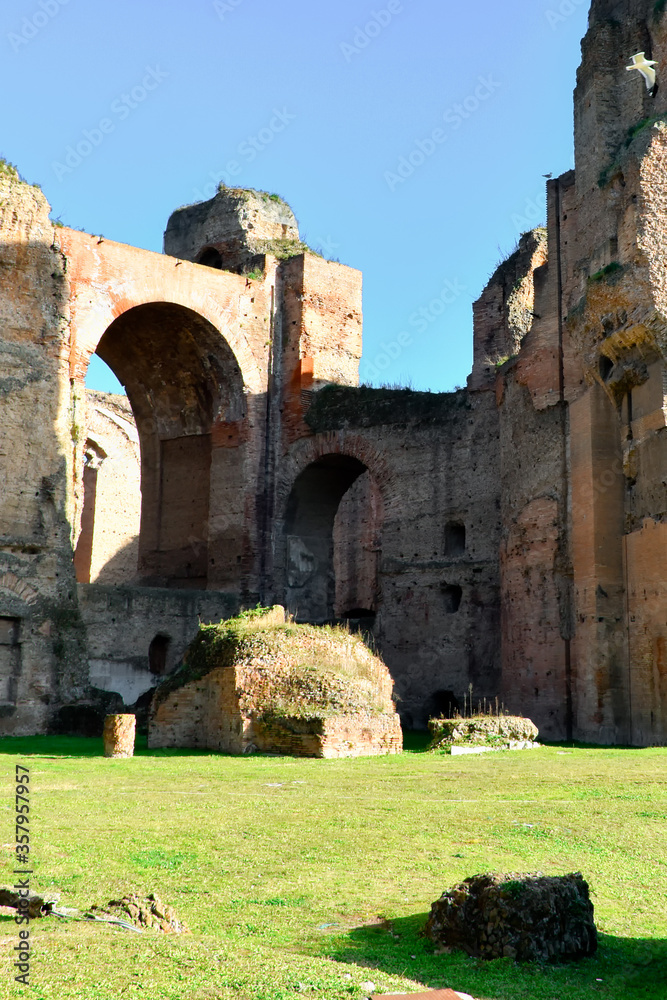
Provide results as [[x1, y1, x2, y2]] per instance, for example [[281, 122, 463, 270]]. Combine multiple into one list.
[[1, 735, 666, 1000]]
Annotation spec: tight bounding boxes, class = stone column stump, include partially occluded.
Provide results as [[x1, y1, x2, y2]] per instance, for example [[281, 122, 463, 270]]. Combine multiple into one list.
[[103, 714, 136, 758]]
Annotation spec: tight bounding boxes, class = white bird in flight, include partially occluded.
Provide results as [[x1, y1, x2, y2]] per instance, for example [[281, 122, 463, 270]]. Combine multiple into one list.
[[626, 52, 658, 91]]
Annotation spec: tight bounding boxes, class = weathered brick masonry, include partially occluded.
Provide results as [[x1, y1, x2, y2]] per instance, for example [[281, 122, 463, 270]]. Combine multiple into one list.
[[0, 0, 664, 743]]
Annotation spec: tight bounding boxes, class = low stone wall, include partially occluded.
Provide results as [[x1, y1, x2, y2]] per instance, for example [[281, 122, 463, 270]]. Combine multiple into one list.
[[428, 715, 539, 750], [252, 712, 402, 758], [148, 665, 246, 753]]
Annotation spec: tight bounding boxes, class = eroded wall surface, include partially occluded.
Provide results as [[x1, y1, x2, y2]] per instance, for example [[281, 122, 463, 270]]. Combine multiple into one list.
[[0, 171, 88, 733]]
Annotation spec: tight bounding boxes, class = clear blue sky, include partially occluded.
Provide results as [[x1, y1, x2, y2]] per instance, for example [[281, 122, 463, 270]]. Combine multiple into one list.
[[0, 0, 590, 394]]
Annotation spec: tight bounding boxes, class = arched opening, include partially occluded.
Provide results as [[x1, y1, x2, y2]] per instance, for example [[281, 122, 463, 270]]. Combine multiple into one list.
[[441, 583, 463, 614], [422, 688, 461, 723], [73, 441, 106, 584], [148, 633, 171, 676], [284, 455, 379, 623], [599, 355, 614, 381], [81, 302, 244, 589], [197, 247, 224, 270], [444, 521, 466, 557]]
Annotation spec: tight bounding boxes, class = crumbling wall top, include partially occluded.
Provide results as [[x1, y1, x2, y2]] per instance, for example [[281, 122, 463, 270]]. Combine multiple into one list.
[[163, 186, 304, 274]]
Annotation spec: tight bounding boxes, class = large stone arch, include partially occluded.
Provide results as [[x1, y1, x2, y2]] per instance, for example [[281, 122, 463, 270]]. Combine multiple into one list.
[[58, 229, 267, 393], [79, 301, 248, 588], [53, 230, 275, 591]]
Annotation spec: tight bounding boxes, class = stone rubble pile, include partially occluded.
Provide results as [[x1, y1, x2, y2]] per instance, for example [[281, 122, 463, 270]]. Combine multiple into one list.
[[88, 893, 188, 934]]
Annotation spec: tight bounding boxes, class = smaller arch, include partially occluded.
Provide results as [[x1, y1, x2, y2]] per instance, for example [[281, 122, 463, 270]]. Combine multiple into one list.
[[149, 634, 171, 677], [444, 521, 466, 557], [441, 584, 463, 614], [422, 689, 461, 722], [599, 355, 614, 381], [284, 454, 369, 623], [197, 247, 224, 270]]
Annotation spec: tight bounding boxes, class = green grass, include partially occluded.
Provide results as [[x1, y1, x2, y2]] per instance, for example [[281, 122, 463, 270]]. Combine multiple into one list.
[[1, 737, 666, 999]]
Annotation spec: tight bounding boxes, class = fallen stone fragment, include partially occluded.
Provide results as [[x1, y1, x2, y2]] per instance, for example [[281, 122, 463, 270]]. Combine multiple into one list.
[[424, 872, 597, 963], [429, 715, 539, 752], [88, 893, 188, 934], [0, 888, 54, 919]]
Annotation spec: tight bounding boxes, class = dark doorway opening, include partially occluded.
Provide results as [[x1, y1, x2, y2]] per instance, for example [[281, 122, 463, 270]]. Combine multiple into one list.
[[197, 247, 224, 269], [148, 634, 171, 677], [444, 521, 466, 557], [284, 455, 379, 623]]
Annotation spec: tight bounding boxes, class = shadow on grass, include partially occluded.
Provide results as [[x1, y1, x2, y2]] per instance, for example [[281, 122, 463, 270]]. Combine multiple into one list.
[[1, 731, 663, 760], [541, 740, 667, 752], [0, 735, 214, 759], [401, 730, 432, 754], [327, 913, 667, 1000], [0, 731, 435, 759]]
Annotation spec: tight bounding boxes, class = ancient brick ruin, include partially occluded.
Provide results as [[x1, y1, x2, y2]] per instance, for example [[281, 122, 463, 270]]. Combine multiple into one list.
[[0, 0, 665, 745], [148, 606, 403, 758]]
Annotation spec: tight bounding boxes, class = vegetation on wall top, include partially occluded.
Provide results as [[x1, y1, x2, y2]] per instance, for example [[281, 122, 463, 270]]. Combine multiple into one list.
[[153, 607, 395, 719], [305, 384, 470, 433]]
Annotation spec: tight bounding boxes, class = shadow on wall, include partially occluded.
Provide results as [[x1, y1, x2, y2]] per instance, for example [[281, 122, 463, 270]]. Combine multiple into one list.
[[51, 683, 158, 738], [87, 535, 138, 586], [89, 534, 140, 585]]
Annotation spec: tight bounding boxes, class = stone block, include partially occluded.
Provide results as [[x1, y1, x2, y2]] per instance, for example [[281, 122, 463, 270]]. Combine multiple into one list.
[[424, 872, 597, 963]]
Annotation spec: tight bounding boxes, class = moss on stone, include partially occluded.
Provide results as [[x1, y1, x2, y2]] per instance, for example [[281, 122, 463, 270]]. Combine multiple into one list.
[[588, 261, 624, 284], [0, 159, 20, 180], [599, 115, 667, 187], [252, 237, 314, 260], [427, 715, 539, 750], [153, 607, 394, 719], [305, 384, 470, 433]]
